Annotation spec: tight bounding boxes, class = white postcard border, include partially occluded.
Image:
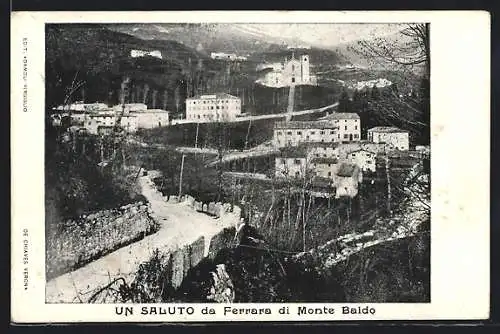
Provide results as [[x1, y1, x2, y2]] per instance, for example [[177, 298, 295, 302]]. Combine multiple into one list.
[[10, 10, 490, 322]]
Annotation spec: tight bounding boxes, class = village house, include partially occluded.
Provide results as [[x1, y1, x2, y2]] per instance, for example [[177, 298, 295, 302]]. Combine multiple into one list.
[[304, 142, 341, 160], [256, 54, 317, 88], [346, 149, 377, 173], [84, 113, 138, 134], [311, 157, 339, 179], [54, 102, 109, 112], [273, 121, 339, 148], [133, 109, 170, 129], [275, 146, 310, 179], [333, 163, 363, 198], [130, 49, 163, 60], [185, 93, 242, 122], [321, 112, 361, 142], [368, 126, 410, 151], [210, 52, 247, 61], [112, 103, 148, 114]]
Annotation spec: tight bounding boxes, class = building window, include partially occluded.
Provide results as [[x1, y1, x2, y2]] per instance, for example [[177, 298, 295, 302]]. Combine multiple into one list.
[[295, 171, 300, 177], [287, 131, 292, 135], [328, 172, 332, 177], [320, 131, 325, 135], [330, 131, 335, 134], [323, 154, 327, 157], [345, 126, 347, 130], [344, 134, 349, 139], [294, 159, 301, 165], [310, 131, 315, 135], [355, 125, 358, 130], [354, 134, 359, 139], [297, 131, 302, 135], [291, 77, 295, 83], [328, 164, 331, 167], [316, 153, 320, 157], [367, 160, 372, 164], [277, 131, 282, 135], [216, 106, 220, 109]]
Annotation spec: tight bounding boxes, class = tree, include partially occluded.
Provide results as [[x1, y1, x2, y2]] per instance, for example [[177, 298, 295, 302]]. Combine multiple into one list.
[[338, 90, 350, 113], [350, 23, 430, 145], [354, 24, 429, 78], [370, 84, 380, 100]]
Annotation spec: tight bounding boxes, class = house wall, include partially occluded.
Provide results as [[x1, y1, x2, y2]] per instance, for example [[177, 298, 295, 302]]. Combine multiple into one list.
[[369, 131, 409, 151], [312, 162, 338, 179], [136, 112, 170, 129], [330, 118, 361, 142], [274, 127, 338, 147], [84, 115, 138, 134], [186, 97, 241, 122], [346, 150, 377, 172], [275, 157, 308, 178]]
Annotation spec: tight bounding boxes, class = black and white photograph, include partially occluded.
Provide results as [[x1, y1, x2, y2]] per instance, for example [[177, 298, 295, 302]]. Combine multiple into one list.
[[44, 22, 431, 304], [10, 10, 490, 322]]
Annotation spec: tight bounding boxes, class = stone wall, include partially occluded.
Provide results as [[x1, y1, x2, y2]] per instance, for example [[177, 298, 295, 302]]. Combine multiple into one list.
[[46, 201, 160, 281], [161, 193, 242, 222]]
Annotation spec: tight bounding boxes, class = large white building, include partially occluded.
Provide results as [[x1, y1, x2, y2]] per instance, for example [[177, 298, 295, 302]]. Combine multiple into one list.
[[185, 93, 242, 122], [256, 54, 317, 88], [367, 126, 410, 151], [320, 112, 361, 142], [273, 121, 339, 148]]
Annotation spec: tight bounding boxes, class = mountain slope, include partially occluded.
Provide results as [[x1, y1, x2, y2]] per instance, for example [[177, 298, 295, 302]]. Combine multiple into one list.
[[45, 24, 223, 113]]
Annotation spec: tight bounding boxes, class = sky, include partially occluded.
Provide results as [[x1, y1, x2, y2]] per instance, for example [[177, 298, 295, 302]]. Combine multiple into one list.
[[227, 23, 406, 48]]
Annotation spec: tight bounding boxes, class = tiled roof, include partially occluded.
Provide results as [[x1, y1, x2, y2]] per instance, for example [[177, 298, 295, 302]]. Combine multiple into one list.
[[311, 157, 338, 165], [336, 163, 358, 177], [187, 93, 239, 100], [274, 120, 339, 129], [322, 112, 360, 120], [300, 142, 340, 149], [348, 148, 376, 154], [368, 126, 408, 133], [278, 146, 308, 158]]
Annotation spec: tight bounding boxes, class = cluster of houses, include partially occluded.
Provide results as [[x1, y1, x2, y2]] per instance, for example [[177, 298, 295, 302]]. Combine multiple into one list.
[[272, 112, 410, 198], [130, 49, 163, 60], [210, 52, 248, 61], [50, 102, 170, 135]]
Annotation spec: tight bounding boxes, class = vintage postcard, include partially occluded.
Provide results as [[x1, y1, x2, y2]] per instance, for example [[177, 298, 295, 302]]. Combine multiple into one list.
[[11, 11, 490, 322]]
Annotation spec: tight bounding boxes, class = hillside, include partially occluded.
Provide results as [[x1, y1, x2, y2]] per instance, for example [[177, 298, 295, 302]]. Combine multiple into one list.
[[45, 24, 225, 114]]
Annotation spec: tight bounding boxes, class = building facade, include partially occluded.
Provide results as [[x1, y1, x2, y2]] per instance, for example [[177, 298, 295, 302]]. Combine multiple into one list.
[[256, 54, 317, 88], [85, 114, 138, 134], [334, 163, 363, 198], [130, 50, 163, 59], [311, 157, 339, 179], [367, 126, 410, 151], [321, 112, 361, 142], [186, 93, 242, 122], [273, 121, 339, 148], [346, 149, 377, 173], [274, 147, 310, 179], [135, 110, 170, 129]]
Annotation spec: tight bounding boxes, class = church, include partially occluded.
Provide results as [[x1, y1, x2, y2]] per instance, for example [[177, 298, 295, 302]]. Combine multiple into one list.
[[256, 53, 317, 88]]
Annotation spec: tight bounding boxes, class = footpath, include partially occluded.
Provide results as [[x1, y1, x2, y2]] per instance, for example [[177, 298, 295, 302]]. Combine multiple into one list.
[[46, 173, 235, 303]]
